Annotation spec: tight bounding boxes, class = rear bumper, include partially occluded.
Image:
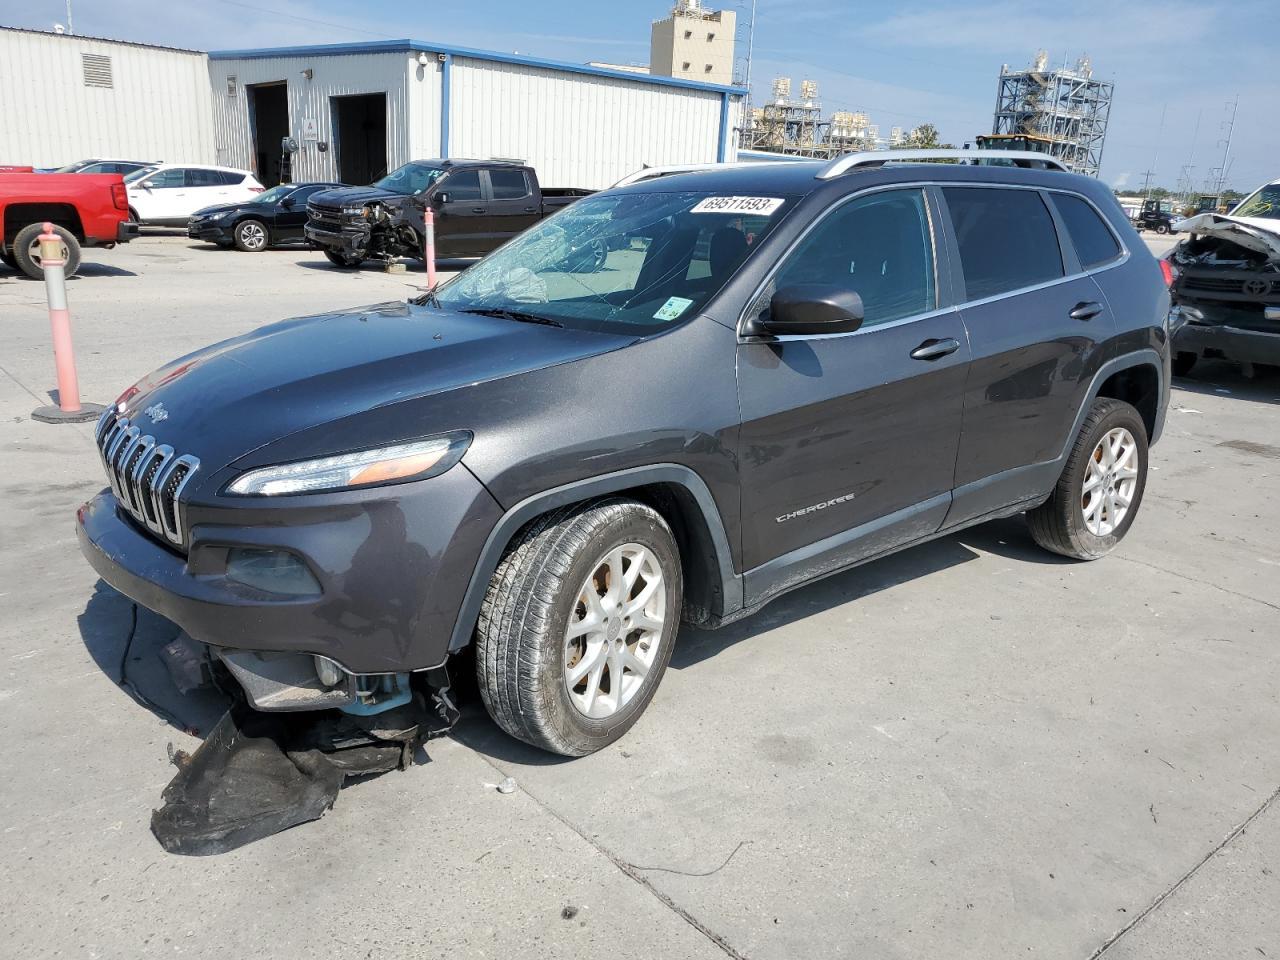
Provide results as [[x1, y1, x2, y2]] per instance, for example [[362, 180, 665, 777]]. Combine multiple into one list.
[[76, 466, 502, 675], [116, 220, 140, 243]]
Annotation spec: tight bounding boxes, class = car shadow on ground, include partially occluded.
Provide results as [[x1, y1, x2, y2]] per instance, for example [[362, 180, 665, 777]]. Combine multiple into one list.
[[78, 579, 231, 738], [1173, 359, 1280, 406]]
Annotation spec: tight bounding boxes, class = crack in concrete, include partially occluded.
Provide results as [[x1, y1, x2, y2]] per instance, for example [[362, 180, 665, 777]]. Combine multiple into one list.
[[1117, 555, 1280, 613], [1090, 783, 1280, 958], [0, 362, 45, 404], [476, 755, 751, 960]]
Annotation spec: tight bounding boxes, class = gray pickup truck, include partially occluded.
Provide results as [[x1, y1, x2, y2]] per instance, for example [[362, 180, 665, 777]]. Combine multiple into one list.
[[305, 158, 592, 267]]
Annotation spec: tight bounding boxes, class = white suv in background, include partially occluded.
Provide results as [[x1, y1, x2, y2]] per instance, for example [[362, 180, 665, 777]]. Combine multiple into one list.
[[125, 164, 264, 226]]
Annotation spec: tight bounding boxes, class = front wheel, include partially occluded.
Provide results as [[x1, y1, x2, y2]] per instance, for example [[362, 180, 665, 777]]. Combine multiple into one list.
[[1027, 398, 1148, 560], [234, 218, 269, 252], [1155, 223, 1170, 235], [476, 498, 682, 756]]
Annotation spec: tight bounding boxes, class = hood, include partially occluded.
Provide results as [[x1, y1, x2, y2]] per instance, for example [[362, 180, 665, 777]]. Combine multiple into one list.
[[1176, 213, 1280, 261], [114, 301, 631, 477], [192, 201, 255, 218], [308, 186, 403, 208]]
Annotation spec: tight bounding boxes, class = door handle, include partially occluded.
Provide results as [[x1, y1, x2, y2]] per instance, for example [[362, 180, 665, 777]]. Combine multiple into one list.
[[470, 207, 486, 214], [910, 338, 961, 361], [524, 206, 537, 213], [1069, 301, 1104, 321]]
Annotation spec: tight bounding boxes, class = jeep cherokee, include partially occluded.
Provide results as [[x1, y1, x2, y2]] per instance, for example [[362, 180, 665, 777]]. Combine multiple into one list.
[[78, 151, 1172, 756]]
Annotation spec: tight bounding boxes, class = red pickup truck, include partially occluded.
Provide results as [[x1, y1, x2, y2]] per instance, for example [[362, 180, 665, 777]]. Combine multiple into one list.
[[1, 172, 138, 279]]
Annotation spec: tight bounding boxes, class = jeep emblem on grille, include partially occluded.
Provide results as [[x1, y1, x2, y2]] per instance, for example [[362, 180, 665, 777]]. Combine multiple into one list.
[[144, 402, 169, 424]]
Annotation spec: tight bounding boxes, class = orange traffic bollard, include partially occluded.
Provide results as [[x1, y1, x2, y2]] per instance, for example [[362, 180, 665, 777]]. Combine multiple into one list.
[[31, 222, 105, 424]]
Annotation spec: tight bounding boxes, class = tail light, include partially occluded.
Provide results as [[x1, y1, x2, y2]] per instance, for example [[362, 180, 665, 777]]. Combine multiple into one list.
[[111, 182, 128, 210], [1159, 259, 1175, 287]]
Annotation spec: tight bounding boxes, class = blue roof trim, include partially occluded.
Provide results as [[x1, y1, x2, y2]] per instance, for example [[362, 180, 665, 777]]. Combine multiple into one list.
[[209, 39, 748, 96]]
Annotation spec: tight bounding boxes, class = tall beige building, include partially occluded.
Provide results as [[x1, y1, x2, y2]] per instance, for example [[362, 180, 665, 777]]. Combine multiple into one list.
[[650, 0, 737, 86]]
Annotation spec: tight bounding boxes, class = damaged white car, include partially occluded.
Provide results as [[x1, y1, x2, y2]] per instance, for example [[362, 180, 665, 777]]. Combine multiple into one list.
[[1170, 178, 1280, 375]]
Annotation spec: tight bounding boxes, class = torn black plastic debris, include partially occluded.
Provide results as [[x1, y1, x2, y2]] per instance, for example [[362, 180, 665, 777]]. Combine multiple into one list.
[[151, 693, 450, 856]]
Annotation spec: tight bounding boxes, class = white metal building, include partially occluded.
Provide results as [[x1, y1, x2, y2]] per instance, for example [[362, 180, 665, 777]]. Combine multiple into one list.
[[207, 40, 745, 189], [0, 27, 214, 168]]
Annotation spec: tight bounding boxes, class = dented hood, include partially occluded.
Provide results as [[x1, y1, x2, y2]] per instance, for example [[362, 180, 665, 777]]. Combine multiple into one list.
[[1176, 213, 1280, 261]]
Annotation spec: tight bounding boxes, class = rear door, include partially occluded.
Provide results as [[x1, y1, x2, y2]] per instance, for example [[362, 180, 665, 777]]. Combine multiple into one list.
[[183, 168, 228, 216], [736, 187, 970, 600], [433, 169, 489, 257], [482, 167, 540, 246], [940, 185, 1116, 526]]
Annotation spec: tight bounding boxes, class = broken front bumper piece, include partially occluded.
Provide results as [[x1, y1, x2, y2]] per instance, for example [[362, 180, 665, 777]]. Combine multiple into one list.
[[217, 648, 412, 715]]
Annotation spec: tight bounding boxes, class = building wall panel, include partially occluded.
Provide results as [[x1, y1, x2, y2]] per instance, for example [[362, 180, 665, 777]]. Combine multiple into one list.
[[449, 58, 728, 188], [0, 30, 213, 167]]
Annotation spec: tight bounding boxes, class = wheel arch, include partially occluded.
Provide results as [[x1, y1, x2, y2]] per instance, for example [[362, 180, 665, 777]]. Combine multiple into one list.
[[447, 465, 743, 653], [1095, 360, 1160, 441], [4, 203, 85, 244], [1061, 349, 1164, 458]]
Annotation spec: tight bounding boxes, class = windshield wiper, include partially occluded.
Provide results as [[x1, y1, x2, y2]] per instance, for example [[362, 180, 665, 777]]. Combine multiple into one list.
[[410, 285, 442, 308], [459, 307, 563, 327]]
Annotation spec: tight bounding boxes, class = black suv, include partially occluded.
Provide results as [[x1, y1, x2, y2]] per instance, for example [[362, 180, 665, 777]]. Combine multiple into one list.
[[78, 153, 1172, 756]]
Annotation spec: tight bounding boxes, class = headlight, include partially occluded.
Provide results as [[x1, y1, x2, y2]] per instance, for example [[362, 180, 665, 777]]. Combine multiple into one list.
[[341, 205, 369, 216], [226, 432, 470, 496]]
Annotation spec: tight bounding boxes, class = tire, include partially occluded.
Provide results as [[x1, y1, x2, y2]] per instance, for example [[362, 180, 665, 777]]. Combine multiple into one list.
[[476, 498, 683, 756], [1172, 351, 1197, 377], [1155, 223, 1169, 235], [0, 248, 15, 269], [1027, 398, 1149, 560], [128, 207, 141, 224], [323, 248, 362, 268], [12, 222, 81, 280], [233, 218, 270, 252]]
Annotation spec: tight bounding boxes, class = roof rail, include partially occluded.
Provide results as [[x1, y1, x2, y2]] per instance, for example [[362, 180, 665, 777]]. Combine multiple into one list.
[[610, 160, 787, 188], [816, 149, 1068, 180]]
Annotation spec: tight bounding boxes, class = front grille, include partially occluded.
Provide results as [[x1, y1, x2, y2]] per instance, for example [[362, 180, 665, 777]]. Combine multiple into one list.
[[95, 410, 200, 548], [307, 203, 346, 230], [1182, 276, 1280, 295]]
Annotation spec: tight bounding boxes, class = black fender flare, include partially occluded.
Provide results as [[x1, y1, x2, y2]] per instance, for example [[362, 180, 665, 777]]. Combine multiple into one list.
[[447, 464, 742, 652], [1057, 348, 1165, 460]]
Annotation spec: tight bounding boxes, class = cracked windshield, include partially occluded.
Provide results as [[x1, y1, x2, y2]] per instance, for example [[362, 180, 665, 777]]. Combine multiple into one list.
[[435, 191, 792, 333]]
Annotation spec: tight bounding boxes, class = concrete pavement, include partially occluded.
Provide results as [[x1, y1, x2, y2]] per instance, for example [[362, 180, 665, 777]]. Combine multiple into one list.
[[1, 233, 1277, 959]]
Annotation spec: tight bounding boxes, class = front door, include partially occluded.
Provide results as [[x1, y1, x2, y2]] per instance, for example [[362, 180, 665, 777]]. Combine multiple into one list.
[[433, 169, 490, 258], [136, 167, 189, 222], [482, 168, 540, 247], [938, 186, 1116, 526], [274, 185, 322, 240], [736, 187, 970, 603]]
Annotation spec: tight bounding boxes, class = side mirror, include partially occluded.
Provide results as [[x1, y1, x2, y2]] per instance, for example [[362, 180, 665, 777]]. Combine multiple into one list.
[[433, 192, 449, 207], [280, 196, 296, 208], [747, 284, 865, 337]]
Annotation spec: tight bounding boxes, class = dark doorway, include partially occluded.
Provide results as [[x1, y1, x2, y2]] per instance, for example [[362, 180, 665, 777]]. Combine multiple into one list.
[[247, 82, 289, 186], [332, 93, 387, 186]]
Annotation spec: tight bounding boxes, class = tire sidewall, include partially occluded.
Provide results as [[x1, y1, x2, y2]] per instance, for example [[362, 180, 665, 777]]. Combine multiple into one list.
[[235, 218, 268, 252], [13, 222, 80, 280], [536, 509, 682, 754], [1064, 403, 1149, 556]]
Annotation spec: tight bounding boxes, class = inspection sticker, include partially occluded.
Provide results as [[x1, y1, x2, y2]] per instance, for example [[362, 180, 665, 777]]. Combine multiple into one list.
[[654, 296, 694, 321], [690, 196, 785, 215]]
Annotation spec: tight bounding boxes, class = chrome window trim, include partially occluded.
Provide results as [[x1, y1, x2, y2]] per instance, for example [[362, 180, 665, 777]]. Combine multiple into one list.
[[738, 180, 1132, 342]]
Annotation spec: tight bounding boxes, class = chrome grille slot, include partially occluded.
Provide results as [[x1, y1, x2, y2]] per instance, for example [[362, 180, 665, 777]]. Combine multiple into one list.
[[94, 410, 200, 548]]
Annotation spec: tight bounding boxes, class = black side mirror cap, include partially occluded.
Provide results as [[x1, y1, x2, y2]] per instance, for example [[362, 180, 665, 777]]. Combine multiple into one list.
[[746, 284, 865, 337]]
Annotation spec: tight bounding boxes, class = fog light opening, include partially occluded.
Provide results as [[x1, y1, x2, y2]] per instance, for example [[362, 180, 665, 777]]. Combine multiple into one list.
[[313, 655, 344, 688], [226, 547, 321, 597]]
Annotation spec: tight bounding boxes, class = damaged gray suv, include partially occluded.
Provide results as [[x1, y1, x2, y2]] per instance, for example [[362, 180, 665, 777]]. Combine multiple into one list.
[[78, 151, 1172, 756]]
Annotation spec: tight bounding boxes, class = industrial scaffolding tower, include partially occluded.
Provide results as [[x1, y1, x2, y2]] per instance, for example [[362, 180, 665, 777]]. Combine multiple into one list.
[[990, 51, 1113, 177]]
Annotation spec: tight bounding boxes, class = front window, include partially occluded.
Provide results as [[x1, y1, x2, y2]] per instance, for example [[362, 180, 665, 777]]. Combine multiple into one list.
[[124, 165, 159, 184], [251, 184, 295, 205], [435, 191, 795, 335], [372, 163, 446, 196], [1232, 183, 1280, 220]]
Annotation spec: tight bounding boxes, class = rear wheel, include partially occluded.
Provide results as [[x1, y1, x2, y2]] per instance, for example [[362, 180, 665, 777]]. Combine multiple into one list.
[[323, 248, 362, 268], [1172, 351, 1197, 377], [233, 218, 269, 252], [1155, 223, 1170, 235], [12, 222, 81, 280], [476, 498, 682, 756], [1027, 398, 1148, 560]]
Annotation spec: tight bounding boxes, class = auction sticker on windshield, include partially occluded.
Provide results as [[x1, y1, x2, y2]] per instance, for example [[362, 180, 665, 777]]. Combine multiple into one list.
[[654, 296, 694, 321], [691, 196, 785, 215]]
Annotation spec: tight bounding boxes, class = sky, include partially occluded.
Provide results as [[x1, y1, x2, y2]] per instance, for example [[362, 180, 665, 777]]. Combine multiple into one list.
[[3, 0, 1275, 192]]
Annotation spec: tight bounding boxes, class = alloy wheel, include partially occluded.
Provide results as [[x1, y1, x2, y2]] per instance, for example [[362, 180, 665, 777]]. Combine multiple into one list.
[[238, 222, 267, 250], [27, 236, 68, 267], [1081, 426, 1139, 536], [563, 543, 666, 719]]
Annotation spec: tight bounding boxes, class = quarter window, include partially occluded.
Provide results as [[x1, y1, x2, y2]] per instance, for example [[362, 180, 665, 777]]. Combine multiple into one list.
[[442, 170, 483, 202], [943, 187, 1064, 300], [1050, 193, 1120, 268], [767, 189, 936, 329], [489, 169, 530, 199]]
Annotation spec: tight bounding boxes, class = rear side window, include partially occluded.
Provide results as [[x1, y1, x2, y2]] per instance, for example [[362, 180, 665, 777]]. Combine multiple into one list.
[[770, 188, 936, 328], [944, 187, 1063, 300], [1050, 193, 1120, 268], [489, 169, 530, 199], [187, 169, 223, 187], [218, 170, 246, 186]]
